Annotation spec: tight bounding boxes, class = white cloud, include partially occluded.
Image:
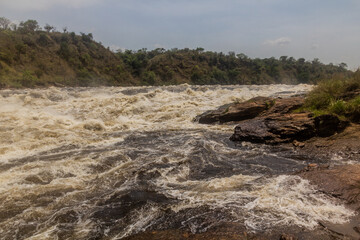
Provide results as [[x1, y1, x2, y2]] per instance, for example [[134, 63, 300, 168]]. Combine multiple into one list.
[[263, 37, 292, 46], [0, 0, 101, 11]]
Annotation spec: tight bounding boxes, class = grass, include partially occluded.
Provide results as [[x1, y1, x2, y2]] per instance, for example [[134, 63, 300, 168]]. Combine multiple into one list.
[[302, 71, 360, 122]]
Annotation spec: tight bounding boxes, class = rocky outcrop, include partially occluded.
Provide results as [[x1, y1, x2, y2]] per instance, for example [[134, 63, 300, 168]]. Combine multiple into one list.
[[196, 96, 349, 144], [195, 96, 305, 124], [194, 97, 275, 124], [230, 113, 315, 144], [299, 164, 360, 209]]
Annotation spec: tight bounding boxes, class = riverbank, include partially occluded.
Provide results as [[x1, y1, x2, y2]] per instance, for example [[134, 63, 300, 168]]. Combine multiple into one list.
[[125, 102, 360, 239], [191, 92, 360, 239]]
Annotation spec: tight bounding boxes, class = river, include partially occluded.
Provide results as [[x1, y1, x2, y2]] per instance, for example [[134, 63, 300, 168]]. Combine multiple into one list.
[[0, 84, 354, 239]]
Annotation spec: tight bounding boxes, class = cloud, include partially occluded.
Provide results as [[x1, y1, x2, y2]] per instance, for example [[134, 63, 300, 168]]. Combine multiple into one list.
[[311, 43, 319, 50], [0, 0, 100, 11], [263, 37, 292, 46]]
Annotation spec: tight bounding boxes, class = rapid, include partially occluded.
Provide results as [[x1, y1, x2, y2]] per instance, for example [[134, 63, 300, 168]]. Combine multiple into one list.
[[0, 84, 354, 239]]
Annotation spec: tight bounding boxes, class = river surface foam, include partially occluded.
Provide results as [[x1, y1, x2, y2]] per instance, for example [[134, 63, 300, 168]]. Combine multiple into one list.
[[0, 84, 354, 239]]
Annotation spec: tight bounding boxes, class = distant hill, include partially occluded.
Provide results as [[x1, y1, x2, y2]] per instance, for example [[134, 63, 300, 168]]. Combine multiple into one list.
[[0, 18, 352, 88]]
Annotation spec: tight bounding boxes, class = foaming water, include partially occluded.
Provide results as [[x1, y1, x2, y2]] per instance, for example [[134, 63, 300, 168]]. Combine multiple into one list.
[[0, 84, 354, 239]]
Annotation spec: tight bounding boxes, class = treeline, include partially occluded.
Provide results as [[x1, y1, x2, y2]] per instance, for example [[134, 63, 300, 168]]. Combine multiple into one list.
[[0, 17, 352, 88]]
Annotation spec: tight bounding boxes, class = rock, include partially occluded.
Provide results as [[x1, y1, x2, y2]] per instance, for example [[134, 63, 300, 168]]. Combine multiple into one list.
[[264, 97, 305, 115], [230, 113, 316, 144], [279, 233, 297, 240], [315, 114, 349, 137], [197, 95, 350, 144], [292, 140, 305, 148], [299, 164, 360, 209], [195, 96, 306, 124], [230, 118, 276, 143], [340, 90, 360, 101], [194, 97, 272, 124], [230, 112, 348, 144]]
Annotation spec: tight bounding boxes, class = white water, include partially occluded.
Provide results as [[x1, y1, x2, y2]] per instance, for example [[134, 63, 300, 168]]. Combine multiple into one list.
[[0, 84, 354, 239]]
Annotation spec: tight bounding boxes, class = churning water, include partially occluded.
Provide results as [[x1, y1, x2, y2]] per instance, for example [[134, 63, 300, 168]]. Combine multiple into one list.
[[0, 84, 354, 239]]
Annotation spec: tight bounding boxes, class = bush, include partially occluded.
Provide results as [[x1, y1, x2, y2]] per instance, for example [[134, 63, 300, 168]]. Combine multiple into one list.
[[303, 71, 360, 122], [329, 100, 346, 115], [21, 70, 38, 87]]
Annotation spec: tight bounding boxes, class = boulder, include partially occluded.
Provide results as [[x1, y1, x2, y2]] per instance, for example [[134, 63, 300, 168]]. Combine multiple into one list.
[[196, 95, 349, 144], [195, 96, 305, 124], [194, 97, 272, 124], [230, 113, 316, 144]]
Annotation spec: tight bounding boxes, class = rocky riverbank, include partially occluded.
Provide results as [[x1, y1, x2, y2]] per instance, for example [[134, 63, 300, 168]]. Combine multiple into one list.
[[193, 95, 360, 239]]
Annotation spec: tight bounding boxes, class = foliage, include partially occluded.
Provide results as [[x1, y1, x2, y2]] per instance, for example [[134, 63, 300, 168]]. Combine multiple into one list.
[[0, 17, 11, 30], [0, 17, 355, 88], [18, 20, 40, 33], [303, 71, 360, 122]]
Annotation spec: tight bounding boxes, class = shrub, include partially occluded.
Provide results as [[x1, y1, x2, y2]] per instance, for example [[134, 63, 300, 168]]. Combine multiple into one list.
[[329, 100, 346, 115], [303, 71, 360, 122], [21, 70, 38, 87]]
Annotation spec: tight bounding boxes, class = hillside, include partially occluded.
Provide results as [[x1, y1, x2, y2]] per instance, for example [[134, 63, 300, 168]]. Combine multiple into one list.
[[0, 18, 352, 88]]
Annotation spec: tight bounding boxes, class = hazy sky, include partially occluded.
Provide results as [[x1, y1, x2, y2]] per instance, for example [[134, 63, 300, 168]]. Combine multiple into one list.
[[1, 0, 359, 69]]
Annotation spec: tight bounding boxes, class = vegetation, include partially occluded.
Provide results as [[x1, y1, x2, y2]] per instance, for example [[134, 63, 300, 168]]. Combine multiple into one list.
[[0, 17, 353, 88], [303, 71, 360, 122]]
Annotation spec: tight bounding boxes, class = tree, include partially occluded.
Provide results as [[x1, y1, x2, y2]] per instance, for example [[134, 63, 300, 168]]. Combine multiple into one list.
[[0, 17, 11, 30], [44, 24, 54, 32], [19, 19, 40, 33], [339, 62, 348, 70], [10, 23, 17, 31], [237, 53, 248, 60], [279, 56, 288, 62], [62, 26, 68, 33]]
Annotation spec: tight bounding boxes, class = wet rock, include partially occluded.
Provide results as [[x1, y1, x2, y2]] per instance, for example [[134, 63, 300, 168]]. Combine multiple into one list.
[[194, 96, 272, 124], [264, 97, 304, 115], [299, 164, 360, 210], [292, 140, 305, 148], [230, 113, 317, 144], [197, 96, 350, 144], [315, 114, 349, 137], [354, 225, 360, 233], [279, 233, 297, 240], [229, 118, 276, 143]]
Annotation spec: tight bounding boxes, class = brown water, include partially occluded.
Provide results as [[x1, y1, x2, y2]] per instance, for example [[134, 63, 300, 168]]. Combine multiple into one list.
[[0, 85, 354, 239]]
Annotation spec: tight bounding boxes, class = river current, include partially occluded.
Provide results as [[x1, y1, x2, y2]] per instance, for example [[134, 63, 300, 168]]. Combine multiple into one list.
[[0, 84, 354, 239]]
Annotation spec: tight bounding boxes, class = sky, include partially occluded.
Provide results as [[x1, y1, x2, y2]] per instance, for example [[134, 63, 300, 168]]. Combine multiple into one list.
[[1, 0, 360, 69]]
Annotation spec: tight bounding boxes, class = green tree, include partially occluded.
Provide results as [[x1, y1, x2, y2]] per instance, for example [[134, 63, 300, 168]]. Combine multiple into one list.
[[18, 20, 40, 33], [0, 17, 11, 30], [44, 24, 54, 32]]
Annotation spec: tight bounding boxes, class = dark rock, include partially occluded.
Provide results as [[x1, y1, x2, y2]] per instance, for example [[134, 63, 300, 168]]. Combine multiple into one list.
[[195, 96, 272, 124], [315, 114, 349, 137], [340, 90, 360, 101], [279, 233, 297, 240], [299, 164, 360, 209], [263, 97, 304, 115], [197, 95, 350, 144], [230, 113, 316, 144], [292, 140, 305, 148], [230, 118, 276, 143], [195, 96, 306, 124]]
